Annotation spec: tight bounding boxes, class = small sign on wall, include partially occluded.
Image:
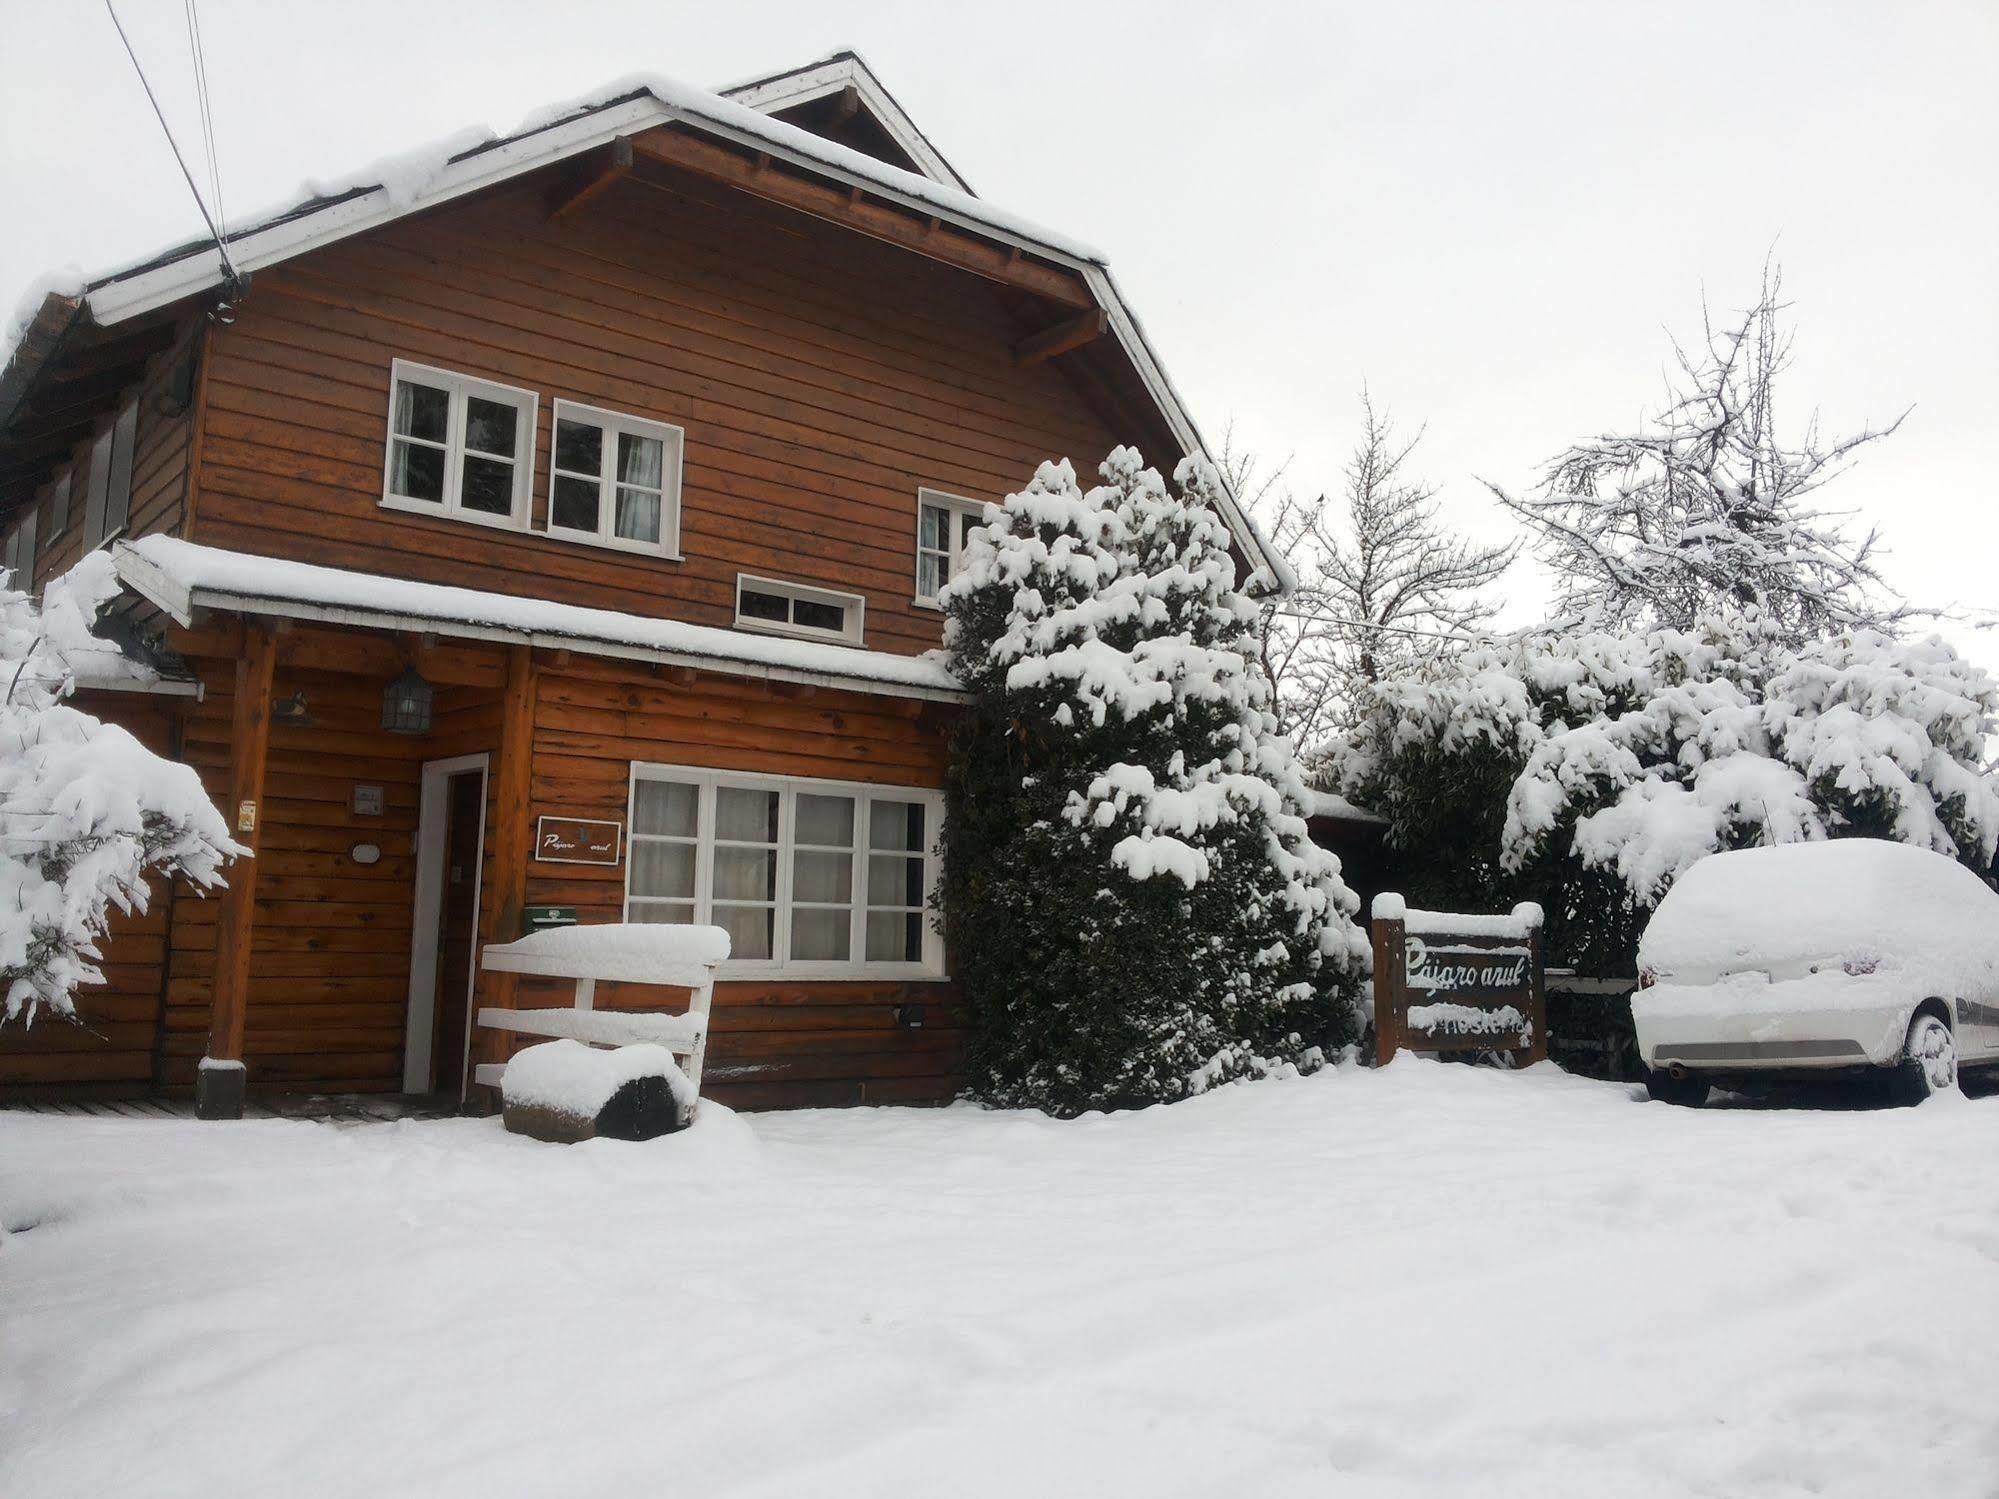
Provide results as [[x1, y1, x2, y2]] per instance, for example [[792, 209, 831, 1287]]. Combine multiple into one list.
[[352, 784, 385, 817], [536, 816, 622, 866]]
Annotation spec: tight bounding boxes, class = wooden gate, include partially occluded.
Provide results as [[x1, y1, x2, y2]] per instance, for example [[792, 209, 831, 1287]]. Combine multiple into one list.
[[1370, 894, 1547, 1067]]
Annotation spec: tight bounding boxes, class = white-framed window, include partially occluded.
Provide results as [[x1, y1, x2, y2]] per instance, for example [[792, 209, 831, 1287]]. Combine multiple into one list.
[[914, 487, 987, 606], [735, 573, 866, 645], [380, 359, 536, 529], [624, 763, 945, 979], [546, 398, 684, 557]]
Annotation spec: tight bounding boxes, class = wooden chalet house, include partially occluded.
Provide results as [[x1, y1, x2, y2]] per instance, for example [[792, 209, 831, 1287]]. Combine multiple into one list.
[[0, 53, 1285, 1117]]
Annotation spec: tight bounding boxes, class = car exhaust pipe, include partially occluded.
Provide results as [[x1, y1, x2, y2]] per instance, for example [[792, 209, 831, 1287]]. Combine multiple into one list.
[[1667, 1063, 1691, 1081]]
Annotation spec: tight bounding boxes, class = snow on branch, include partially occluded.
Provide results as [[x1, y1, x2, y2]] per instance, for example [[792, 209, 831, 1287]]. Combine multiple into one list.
[[2, 554, 242, 1023]]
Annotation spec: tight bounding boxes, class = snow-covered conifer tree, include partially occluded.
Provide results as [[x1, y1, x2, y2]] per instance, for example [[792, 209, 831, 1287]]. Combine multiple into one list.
[[2, 553, 241, 1023], [940, 452, 1367, 1114]]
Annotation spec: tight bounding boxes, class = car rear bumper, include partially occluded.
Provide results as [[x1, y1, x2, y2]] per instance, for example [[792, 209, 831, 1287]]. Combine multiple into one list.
[[1633, 979, 1912, 1072]]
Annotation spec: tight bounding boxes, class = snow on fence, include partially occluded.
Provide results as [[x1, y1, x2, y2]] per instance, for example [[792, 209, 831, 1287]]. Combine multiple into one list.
[[1370, 894, 1546, 1067]]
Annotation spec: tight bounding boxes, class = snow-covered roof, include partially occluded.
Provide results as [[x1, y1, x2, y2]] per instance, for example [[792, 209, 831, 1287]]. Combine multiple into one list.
[[1308, 789, 1388, 825], [2, 59, 1289, 592], [112, 536, 968, 704]]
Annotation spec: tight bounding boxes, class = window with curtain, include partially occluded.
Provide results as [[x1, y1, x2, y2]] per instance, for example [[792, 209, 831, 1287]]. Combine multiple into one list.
[[381, 359, 536, 528], [625, 765, 944, 976], [914, 488, 987, 605], [547, 398, 684, 555]]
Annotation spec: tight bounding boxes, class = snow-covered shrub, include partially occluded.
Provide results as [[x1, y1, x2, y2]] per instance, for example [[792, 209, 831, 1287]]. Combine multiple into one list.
[[939, 452, 1368, 1114], [1335, 608, 1999, 974], [2, 554, 241, 1022]]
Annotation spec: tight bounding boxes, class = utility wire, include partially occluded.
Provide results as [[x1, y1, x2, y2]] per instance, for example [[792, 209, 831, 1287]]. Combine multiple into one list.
[[104, 0, 241, 298], [184, 0, 224, 236]]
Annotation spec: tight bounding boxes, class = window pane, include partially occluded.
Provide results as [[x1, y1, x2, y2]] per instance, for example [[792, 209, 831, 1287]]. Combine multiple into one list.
[[552, 474, 600, 533], [794, 598, 846, 634], [715, 903, 773, 961], [866, 910, 922, 963], [957, 509, 981, 549], [868, 853, 922, 907], [795, 793, 855, 848], [712, 846, 776, 903], [791, 907, 851, 962], [555, 417, 603, 476], [390, 440, 445, 502], [615, 487, 660, 544], [618, 431, 664, 488], [715, 787, 778, 843], [393, 380, 449, 442], [917, 553, 945, 599], [870, 800, 925, 852], [919, 503, 946, 550], [792, 849, 853, 906], [740, 587, 788, 624], [460, 454, 515, 515], [630, 899, 695, 925], [632, 778, 698, 837], [464, 396, 518, 457], [629, 840, 696, 901]]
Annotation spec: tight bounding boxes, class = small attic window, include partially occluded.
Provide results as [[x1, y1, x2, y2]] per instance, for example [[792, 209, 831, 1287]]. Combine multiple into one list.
[[735, 574, 865, 646]]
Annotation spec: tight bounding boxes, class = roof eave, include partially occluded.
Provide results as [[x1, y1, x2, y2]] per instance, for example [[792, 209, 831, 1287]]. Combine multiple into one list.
[[0, 291, 86, 435]]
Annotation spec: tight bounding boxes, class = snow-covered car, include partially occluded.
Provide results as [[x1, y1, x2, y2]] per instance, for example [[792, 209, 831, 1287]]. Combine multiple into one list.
[[1632, 840, 1999, 1105]]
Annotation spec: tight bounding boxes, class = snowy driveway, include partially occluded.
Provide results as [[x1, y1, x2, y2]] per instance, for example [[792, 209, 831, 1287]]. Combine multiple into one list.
[[2, 1062, 1995, 1498]]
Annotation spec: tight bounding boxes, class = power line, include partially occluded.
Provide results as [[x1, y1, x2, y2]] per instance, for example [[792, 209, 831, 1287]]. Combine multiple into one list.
[[183, 0, 224, 236], [103, 0, 241, 298]]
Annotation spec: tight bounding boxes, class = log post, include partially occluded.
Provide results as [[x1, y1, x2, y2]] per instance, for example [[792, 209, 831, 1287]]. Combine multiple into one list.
[[196, 618, 278, 1119], [1522, 916, 1549, 1066], [1370, 901, 1408, 1068], [475, 645, 538, 1075]]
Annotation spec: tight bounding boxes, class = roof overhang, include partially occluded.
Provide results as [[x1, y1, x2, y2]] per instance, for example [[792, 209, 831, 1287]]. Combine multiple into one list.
[[113, 536, 971, 705]]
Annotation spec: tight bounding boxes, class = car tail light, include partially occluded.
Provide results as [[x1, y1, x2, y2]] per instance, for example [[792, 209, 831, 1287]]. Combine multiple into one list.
[[1841, 954, 1879, 977], [1638, 968, 1656, 989]]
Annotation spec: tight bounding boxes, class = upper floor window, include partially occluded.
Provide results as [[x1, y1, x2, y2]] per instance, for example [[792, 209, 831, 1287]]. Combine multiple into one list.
[[915, 488, 987, 606], [735, 573, 866, 646], [548, 399, 684, 557], [381, 360, 535, 528], [43, 471, 71, 546], [3, 508, 36, 583], [83, 398, 138, 549]]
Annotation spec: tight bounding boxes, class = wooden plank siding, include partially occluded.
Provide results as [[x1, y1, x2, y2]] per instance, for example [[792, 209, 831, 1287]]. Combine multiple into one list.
[[186, 151, 1129, 652], [18, 323, 198, 589]]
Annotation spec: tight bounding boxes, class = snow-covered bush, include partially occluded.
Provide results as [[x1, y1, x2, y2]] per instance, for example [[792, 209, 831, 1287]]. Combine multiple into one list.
[[939, 451, 1368, 1114], [1335, 609, 1999, 973], [2, 554, 241, 1023]]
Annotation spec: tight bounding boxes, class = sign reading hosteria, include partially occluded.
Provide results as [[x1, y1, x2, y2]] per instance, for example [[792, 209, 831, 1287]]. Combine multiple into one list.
[[535, 816, 623, 866], [1370, 893, 1546, 1067]]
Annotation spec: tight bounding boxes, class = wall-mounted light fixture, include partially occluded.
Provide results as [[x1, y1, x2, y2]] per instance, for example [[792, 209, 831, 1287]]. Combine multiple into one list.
[[380, 665, 434, 735]]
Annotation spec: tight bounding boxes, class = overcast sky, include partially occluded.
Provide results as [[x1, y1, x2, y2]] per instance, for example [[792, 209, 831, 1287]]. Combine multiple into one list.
[[5, 0, 1993, 661]]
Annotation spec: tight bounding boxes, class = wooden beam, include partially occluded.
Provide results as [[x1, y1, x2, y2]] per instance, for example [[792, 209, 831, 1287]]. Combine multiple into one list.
[[474, 645, 538, 1074], [545, 136, 634, 221], [196, 618, 278, 1119], [628, 129, 1095, 310], [1014, 308, 1109, 367], [827, 84, 862, 127]]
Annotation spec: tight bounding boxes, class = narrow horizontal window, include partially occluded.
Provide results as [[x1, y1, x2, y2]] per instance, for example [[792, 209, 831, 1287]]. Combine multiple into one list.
[[734, 573, 866, 646], [625, 764, 945, 978], [381, 359, 536, 529], [546, 399, 684, 557], [914, 488, 987, 606]]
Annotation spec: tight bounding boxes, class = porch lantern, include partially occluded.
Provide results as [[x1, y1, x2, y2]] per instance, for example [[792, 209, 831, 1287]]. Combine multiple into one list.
[[380, 665, 434, 735]]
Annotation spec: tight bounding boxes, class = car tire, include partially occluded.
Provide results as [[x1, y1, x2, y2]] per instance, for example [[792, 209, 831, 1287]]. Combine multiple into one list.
[[1893, 1012, 1959, 1104], [1643, 1068, 1710, 1107]]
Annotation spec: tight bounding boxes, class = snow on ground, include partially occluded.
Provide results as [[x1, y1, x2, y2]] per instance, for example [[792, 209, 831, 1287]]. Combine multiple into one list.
[[1, 1061, 1995, 1498]]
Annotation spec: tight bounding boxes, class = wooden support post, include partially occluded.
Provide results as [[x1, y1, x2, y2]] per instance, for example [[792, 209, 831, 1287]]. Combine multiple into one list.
[[197, 618, 278, 1119], [1522, 921, 1549, 1066], [1370, 905, 1408, 1069], [475, 645, 539, 1075]]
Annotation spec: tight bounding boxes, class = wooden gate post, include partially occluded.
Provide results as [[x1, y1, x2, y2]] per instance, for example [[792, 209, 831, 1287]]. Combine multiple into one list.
[[1522, 918, 1549, 1065], [197, 618, 278, 1119], [1370, 896, 1408, 1068]]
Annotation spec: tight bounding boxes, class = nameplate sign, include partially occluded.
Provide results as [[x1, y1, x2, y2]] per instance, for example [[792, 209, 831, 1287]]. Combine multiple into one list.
[[1371, 896, 1546, 1066], [535, 816, 622, 866]]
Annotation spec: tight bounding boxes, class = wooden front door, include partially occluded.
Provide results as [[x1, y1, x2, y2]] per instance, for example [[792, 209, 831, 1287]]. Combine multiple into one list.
[[403, 753, 489, 1098], [429, 771, 485, 1097]]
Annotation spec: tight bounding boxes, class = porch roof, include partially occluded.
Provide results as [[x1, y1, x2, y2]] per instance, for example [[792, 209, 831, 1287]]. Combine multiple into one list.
[[113, 536, 969, 705]]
